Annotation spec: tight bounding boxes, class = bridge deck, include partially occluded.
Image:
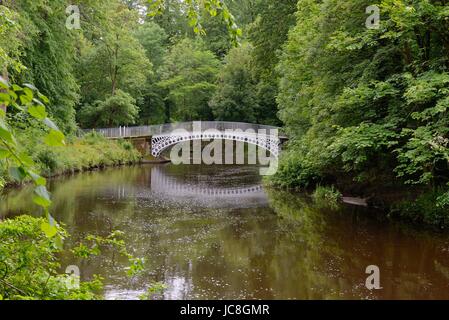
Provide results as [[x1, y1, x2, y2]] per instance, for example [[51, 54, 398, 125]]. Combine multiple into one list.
[[84, 121, 287, 139]]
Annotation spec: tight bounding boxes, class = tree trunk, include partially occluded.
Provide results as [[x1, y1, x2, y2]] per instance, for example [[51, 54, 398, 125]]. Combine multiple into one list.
[[111, 36, 119, 96]]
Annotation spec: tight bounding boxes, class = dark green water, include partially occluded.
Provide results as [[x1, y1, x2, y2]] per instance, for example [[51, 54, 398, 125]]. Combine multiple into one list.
[[1, 164, 449, 300]]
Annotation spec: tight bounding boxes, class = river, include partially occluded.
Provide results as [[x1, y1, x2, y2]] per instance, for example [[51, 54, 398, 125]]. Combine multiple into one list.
[[1, 164, 449, 299]]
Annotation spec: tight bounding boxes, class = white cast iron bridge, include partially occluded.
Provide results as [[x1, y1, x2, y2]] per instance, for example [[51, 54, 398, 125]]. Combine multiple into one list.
[[84, 121, 287, 158]]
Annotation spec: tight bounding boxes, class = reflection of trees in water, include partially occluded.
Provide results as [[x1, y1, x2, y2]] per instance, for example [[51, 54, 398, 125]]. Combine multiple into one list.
[[0, 166, 144, 226], [2, 166, 449, 299], [266, 188, 449, 299]]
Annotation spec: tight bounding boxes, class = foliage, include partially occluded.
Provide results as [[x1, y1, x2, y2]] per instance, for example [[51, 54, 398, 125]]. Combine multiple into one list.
[[76, 1, 152, 118], [0, 77, 65, 241], [147, 0, 242, 45], [72, 230, 145, 277], [134, 22, 169, 70], [0, 5, 24, 73], [24, 131, 140, 177], [79, 90, 140, 128], [134, 22, 170, 124], [391, 188, 449, 228], [2, 0, 80, 133], [273, 0, 449, 204], [0, 215, 150, 300], [247, 0, 297, 125], [0, 215, 102, 300], [158, 38, 220, 121], [312, 186, 342, 210], [209, 43, 258, 122]]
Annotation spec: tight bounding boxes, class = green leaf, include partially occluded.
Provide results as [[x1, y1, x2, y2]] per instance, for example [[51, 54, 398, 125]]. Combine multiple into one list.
[[41, 221, 58, 238], [8, 90, 17, 101], [9, 166, 27, 182], [28, 171, 47, 186], [0, 147, 11, 159], [44, 129, 65, 147], [43, 118, 59, 131], [0, 119, 15, 144], [23, 87, 33, 99], [0, 92, 10, 104], [33, 186, 52, 208], [28, 104, 48, 120], [17, 152, 35, 167], [38, 93, 49, 104], [32, 98, 45, 106], [24, 83, 38, 91], [19, 94, 32, 105], [53, 234, 64, 250]]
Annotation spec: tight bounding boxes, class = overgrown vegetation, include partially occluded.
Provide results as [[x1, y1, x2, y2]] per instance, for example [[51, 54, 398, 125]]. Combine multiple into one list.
[[270, 0, 449, 226], [28, 132, 141, 178], [312, 186, 342, 210], [0, 215, 152, 300], [391, 188, 449, 228], [0, 215, 101, 300], [5, 118, 141, 186]]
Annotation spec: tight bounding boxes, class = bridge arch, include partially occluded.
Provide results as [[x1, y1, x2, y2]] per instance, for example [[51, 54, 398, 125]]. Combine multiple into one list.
[[151, 129, 280, 158]]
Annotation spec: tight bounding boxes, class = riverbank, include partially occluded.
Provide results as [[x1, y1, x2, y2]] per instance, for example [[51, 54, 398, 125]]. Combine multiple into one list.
[[0, 130, 143, 192], [266, 173, 449, 230]]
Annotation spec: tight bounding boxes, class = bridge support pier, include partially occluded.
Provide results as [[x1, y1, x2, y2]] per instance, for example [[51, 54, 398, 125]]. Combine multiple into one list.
[[128, 136, 152, 157]]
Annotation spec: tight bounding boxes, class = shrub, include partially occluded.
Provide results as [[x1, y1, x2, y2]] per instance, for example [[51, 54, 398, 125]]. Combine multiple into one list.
[[391, 188, 449, 228], [312, 185, 342, 209], [0, 216, 102, 300]]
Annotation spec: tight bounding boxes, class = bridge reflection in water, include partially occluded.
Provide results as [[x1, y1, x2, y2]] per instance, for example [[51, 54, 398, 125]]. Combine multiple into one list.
[[111, 165, 269, 209]]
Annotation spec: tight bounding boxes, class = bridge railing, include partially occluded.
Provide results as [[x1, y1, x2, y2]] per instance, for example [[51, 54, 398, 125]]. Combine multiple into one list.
[[83, 121, 286, 139]]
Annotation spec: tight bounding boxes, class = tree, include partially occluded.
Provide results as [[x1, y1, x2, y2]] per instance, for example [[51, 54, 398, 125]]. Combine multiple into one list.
[[79, 90, 139, 127], [147, 0, 242, 45], [274, 0, 449, 198], [135, 22, 169, 70], [158, 38, 220, 121], [247, 0, 298, 126], [210, 43, 258, 122], [2, 0, 80, 133], [201, 11, 233, 58], [76, 2, 151, 105], [134, 22, 170, 124]]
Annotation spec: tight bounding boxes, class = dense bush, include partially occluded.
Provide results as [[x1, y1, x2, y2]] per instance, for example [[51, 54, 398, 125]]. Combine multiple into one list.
[[271, 0, 449, 225], [78, 91, 140, 128], [391, 188, 449, 228], [312, 186, 342, 210], [0, 216, 102, 300]]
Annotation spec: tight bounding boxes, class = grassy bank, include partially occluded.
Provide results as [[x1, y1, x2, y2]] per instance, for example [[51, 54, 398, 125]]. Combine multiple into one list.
[[0, 126, 142, 191]]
